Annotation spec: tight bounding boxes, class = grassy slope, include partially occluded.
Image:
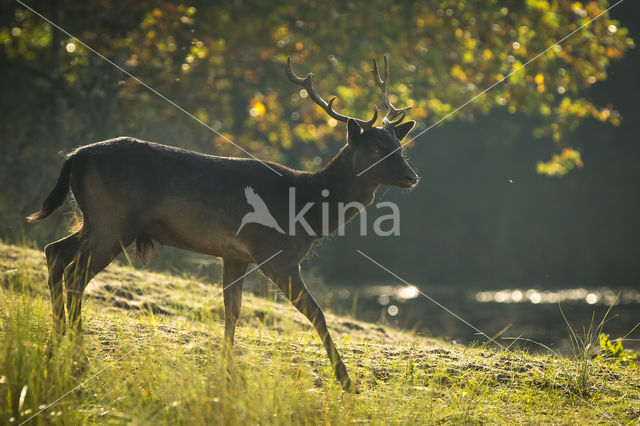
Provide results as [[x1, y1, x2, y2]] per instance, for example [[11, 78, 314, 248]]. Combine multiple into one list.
[[0, 242, 638, 425]]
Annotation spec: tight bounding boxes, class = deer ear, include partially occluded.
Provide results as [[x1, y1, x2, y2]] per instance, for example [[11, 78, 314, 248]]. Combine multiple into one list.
[[347, 119, 362, 147], [393, 121, 416, 141]]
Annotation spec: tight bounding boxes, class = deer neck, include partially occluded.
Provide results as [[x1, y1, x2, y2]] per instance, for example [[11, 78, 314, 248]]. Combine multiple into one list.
[[289, 145, 378, 238], [313, 145, 379, 206]]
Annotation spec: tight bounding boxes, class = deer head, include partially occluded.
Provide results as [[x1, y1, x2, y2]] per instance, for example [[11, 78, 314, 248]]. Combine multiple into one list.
[[286, 55, 419, 188]]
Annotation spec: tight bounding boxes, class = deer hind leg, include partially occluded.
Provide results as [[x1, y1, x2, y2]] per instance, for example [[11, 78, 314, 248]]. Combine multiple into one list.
[[64, 234, 129, 331], [44, 232, 82, 334], [222, 260, 248, 347], [260, 261, 354, 392]]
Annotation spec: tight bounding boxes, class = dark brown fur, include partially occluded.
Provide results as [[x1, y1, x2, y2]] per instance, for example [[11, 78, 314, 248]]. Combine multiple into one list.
[[134, 237, 156, 264]]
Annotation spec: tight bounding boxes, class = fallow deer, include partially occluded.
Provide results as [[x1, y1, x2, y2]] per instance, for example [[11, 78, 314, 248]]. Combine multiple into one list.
[[27, 55, 419, 391]]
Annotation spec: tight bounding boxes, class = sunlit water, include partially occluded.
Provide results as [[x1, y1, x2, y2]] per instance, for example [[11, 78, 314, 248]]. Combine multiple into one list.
[[475, 288, 640, 305], [321, 285, 640, 354]]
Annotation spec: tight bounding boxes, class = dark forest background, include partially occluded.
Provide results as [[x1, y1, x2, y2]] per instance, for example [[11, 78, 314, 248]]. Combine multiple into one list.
[[1, 0, 638, 291]]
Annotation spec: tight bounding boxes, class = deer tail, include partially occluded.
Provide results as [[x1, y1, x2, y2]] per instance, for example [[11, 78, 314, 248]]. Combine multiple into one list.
[[26, 156, 74, 223]]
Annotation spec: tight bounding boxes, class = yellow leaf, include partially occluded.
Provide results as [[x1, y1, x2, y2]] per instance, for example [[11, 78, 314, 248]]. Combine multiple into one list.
[[249, 101, 266, 117]]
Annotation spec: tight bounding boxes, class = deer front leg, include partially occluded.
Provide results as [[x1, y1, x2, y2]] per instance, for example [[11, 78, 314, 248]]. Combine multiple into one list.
[[261, 261, 354, 392]]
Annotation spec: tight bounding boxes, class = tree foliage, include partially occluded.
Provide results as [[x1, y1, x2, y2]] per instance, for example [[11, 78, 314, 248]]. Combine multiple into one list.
[[1, 0, 633, 174]]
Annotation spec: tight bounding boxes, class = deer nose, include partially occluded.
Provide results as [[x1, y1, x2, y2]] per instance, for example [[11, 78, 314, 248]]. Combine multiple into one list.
[[403, 171, 419, 187]]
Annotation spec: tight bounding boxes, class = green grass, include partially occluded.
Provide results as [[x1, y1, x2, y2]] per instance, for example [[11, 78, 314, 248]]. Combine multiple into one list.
[[1, 242, 639, 424]]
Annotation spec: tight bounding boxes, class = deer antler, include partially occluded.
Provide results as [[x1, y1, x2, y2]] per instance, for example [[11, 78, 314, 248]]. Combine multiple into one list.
[[286, 57, 378, 129], [371, 55, 411, 127]]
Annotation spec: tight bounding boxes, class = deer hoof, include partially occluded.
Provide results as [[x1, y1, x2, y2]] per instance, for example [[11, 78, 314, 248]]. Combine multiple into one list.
[[341, 377, 358, 393]]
